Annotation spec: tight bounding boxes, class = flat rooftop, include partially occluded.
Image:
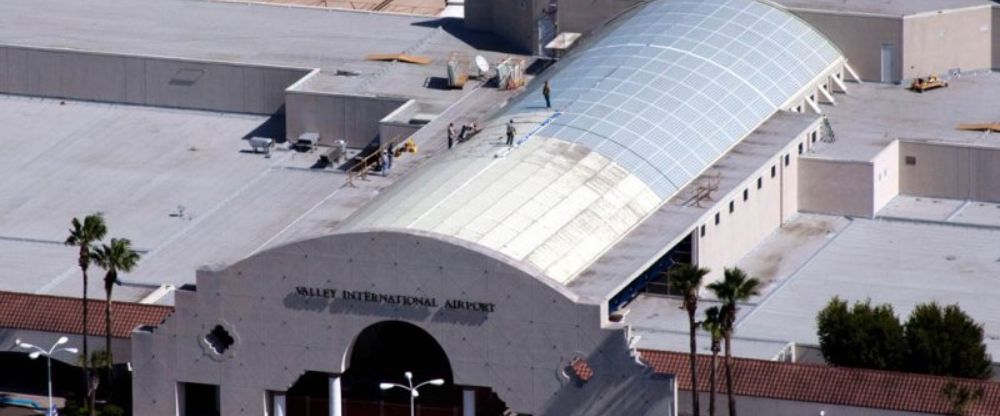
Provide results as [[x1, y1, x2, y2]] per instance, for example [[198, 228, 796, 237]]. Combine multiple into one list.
[[627, 203, 1000, 360], [220, 0, 446, 16], [0, 0, 517, 112], [776, 0, 993, 16], [0, 95, 350, 301], [812, 72, 1000, 161], [0, 68, 521, 304]]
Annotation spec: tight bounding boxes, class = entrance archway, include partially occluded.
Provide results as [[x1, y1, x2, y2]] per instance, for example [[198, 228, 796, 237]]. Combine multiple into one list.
[[284, 321, 511, 416], [342, 321, 457, 416]]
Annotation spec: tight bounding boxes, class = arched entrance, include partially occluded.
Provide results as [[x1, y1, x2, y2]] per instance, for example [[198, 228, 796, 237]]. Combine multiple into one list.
[[283, 321, 510, 416], [341, 321, 457, 416]]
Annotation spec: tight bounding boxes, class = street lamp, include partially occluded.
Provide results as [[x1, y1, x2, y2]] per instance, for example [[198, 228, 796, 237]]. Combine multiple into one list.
[[16, 337, 79, 416], [379, 371, 445, 416]]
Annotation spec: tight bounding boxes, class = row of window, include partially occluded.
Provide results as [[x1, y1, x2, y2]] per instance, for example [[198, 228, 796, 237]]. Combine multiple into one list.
[[698, 135, 812, 238]]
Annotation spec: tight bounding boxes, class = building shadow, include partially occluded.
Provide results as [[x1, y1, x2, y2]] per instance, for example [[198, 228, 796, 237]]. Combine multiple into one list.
[[410, 18, 525, 54], [242, 112, 287, 142]]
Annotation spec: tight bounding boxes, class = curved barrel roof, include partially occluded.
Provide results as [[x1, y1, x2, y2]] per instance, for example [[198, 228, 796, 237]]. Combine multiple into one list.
[[340, 0, 843, 289], [512, 0, 842, 197]]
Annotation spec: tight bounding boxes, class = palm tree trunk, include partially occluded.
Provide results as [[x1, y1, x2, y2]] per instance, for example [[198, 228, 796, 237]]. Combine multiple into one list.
[[688, 311, 700, 416], [709, 347, 717, 416], [105, 281, 115, 403], [725, 334, 736, 416], [80, 262, 93, 415]]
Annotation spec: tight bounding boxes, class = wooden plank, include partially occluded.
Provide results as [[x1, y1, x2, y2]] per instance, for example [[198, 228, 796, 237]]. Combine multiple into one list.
[[365, 53, 431, 65]]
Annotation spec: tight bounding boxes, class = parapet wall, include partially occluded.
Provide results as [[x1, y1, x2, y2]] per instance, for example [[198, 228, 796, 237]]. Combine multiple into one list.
[[0, 45, 308, 115]]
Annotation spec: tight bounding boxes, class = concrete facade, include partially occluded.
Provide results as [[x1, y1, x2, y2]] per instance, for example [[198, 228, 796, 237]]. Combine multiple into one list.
[[871, 139, 901, 214], [696, 127, 815, 282], [790, 5, 996, 83], [284, 88, 409, 148], [898, 140, 1000, 202], [995, 6, 1000, 69], [789, 11, 903, 82], [902, 6, 993, 79], [798, 157, 875, 217], [0, 46, 307, 115], [0, 329, 131, 365], [132, 231, 675, 416], [465, 0, 545, 54]]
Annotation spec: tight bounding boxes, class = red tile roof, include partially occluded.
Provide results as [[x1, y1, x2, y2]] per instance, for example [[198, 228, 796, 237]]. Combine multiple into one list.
[[639, 349, 1000, 416], [0, 290, 173, 339]]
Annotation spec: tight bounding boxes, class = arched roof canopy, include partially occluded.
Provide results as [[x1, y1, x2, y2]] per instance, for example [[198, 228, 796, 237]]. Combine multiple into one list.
[[513, 0, 843, 197]]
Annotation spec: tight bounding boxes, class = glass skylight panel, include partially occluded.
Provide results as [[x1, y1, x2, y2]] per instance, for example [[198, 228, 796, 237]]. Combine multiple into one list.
[[511, 0, 841, 199]]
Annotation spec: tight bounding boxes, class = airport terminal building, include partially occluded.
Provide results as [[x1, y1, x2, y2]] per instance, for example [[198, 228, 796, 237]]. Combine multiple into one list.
[[129, 0, 847, 414], [3, 0, 1000, 415]]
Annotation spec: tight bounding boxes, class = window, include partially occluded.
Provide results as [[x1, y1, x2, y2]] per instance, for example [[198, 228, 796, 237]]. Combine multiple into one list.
[[905, 156, 916, 165], [729, 201, 734, 213], [700, 225, 706, 237], [743, 188, 748, 201], [757, 177, 762, 189], [771, 165, 776, 178], [784, 154, 790, 166], [714, 213, 720, 225], [811, 131, 818, 143], [798, 143, 804, 154]]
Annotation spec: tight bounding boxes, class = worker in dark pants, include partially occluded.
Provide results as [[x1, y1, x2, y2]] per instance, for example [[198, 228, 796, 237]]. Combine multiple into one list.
[[543, 80, 552, 108], [447, 123, 456, 149], [506, 119, 516, 146]]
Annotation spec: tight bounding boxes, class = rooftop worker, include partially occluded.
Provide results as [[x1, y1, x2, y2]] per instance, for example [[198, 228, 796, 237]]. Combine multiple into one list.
[[543, 80, 552, 108], [447, 123, 456, 150], [380, 149, 390, 176], [506, 119, 516, 147]]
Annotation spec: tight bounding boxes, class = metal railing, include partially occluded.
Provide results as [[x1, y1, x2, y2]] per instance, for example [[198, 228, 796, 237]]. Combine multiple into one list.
[[345, 137, 401, 188]]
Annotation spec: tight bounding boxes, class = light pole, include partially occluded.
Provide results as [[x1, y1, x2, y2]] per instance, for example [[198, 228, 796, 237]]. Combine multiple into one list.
[[379, 371, 444, 416], [16, 336, 79, 416]]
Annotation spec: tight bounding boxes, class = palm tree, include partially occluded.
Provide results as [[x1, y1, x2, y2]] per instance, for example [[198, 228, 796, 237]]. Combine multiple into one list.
[[65, 214, 107, 416], [92, 238, 141, 399], [667, 263, 710, 416], [702, 306, 726, 416], [707, 267, 760, 416], [941, 381, 984, 416]]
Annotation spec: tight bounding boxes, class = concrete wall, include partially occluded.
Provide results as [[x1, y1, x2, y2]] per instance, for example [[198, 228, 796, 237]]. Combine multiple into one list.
[[0, 329, 132, 365], [377, 99, 422, 147], [902, 7, 993, 79], [798, 157, 874, 217], [697, 129, 813, 282], [678, 391, 927, 416], [791, 11, 903, 82], [0, 45, 307, 115], [464, 0, 544, 54], [284, 89, 409, 148], [872, 140, 900, 214], [899, 141, 1000, 202], [994, 6, 1000, 69], [132, 231, 675, 416]]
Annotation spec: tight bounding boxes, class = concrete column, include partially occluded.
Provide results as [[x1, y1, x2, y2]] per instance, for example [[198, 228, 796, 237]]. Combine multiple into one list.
[[330, 376, 343, 416], [272, 393, 286, 416], [463, 388, 476, 416]]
